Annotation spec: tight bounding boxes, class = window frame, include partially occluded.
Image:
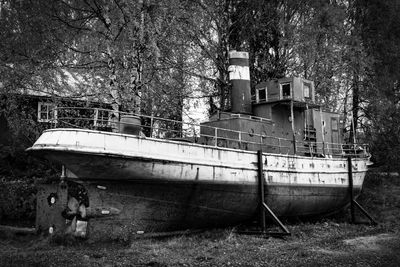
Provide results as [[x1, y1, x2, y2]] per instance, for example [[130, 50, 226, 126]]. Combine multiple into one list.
[[93, 108, 112, 128], [303, 82, 311, 99], [256, 87, 267, 103], [331, 117, 338, 131], [280, 82, 292, 99], [37, 102, 57, 123], [331, 117, 339, 144]]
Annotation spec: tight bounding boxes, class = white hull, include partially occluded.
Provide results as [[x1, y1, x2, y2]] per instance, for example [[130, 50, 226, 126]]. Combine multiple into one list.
[[29, 129, 367, 188], [29, 129, 368, 237]]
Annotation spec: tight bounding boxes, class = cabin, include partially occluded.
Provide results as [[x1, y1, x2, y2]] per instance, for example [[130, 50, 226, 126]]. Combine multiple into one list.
[[1, 94, 58, 150], [0, 93, 113, 144], [0, 92, 113, 176], [200, 51, 343, 156]]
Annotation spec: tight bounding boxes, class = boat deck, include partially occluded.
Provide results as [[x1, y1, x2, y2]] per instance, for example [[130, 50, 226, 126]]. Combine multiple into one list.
[[47, 107, 370, 159]]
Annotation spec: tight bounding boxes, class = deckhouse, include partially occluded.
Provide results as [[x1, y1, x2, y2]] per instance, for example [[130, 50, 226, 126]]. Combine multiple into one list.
[[200, 51, 342, 156]]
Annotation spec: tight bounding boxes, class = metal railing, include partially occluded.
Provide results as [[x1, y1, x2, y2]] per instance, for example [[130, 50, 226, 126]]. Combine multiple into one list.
[[49, 107, 369, 158], [251, 94, 315, 105], [209, 110, 272, 123]]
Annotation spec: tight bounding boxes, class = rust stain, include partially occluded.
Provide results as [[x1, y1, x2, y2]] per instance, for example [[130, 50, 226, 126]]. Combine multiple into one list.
[[213, 166, 216, 180], [180, 165, 184, 178]]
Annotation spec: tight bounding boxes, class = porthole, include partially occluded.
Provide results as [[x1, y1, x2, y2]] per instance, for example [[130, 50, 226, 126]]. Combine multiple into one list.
[[248, 128, 254, 137]]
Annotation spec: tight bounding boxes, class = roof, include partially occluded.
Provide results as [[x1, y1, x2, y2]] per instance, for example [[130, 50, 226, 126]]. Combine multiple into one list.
[[2, 68, 110, 104]]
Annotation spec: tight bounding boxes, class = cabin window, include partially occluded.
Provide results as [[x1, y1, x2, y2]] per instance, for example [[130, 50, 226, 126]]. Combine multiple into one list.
[[257, 87, 267, 102], [38, 102, 57, 122], [303, 83, 311, 98], [281, 83, 291, 99], [331, 117, 338, 131], [331, 117, 339, 144], [93, 109, 111, 128]]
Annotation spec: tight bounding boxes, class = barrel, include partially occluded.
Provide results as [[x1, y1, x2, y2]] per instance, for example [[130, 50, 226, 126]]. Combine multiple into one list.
[[119, 115, 141, 135]]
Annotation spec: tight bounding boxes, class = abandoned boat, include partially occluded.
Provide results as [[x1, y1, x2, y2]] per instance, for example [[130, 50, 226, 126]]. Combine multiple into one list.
[[28, 51, 370, 239]]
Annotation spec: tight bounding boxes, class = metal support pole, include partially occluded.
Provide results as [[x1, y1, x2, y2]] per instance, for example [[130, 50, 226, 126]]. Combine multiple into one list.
[[347, 157, 355, 223], [214, 128, 218, 147], [257, 150, 266, 232], [353, 200, 378, 225], [236, 151, 291, 237], [150, 115, 154, 138], [347, 157, 378, 225], [262, 203, 290, 234], [320, 107, 326, 155], [257, 150, 290, 236], [290, 101, 297, 155]]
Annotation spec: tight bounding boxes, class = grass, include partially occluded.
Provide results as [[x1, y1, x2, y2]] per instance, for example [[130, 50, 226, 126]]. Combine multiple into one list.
[[1, 171, 400, 266]]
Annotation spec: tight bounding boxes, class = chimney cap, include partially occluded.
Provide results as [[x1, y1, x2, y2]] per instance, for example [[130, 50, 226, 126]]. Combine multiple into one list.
[[229, 51, 249, 59]]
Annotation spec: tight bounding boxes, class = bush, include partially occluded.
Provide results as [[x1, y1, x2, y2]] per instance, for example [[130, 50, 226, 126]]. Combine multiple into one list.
[[0, 178, 37, 227]]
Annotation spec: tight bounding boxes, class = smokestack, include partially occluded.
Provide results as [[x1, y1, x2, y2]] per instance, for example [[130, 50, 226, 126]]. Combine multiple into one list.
[[228, 51, 252, 114]]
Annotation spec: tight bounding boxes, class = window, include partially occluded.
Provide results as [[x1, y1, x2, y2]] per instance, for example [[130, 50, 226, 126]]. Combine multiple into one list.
[[281, 83, 291, 98], [331, 117, 339, 144], [331, 118, 338, 131], [303, 83, 311, 98], [94, 109, 111, 128], [257, 87, 267, 102], [38, 102, 57, 122]]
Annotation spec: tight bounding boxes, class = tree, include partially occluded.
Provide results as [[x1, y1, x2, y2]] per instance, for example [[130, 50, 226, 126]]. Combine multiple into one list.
[[357, 0, 400, 170], [0, 0, 70, 95]]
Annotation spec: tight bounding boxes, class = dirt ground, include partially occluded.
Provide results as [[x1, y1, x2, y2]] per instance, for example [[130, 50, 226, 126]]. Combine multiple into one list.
[[1, 171, 399, 267]]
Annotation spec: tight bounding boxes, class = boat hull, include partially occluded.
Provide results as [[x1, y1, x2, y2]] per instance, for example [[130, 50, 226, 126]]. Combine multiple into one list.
[[36, 177, 360, 239], [30, 129, 367, 238]]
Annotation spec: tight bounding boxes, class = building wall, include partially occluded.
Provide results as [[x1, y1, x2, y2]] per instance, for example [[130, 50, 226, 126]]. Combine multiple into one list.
[[0, 93, 112, 176], [252, 104, 272, 119], [254, 77, 315, 104], [200, 109, 308, 155], [312, 109, 342, 155], [200, 117, 278, 152]]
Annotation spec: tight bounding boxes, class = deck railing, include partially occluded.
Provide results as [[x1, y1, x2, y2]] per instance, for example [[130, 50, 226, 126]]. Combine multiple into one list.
[[49, 107, 369, 158]]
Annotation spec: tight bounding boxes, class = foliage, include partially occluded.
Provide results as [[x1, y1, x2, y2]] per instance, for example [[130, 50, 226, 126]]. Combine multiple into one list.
[[0, 94, 59, 178], [2, 171, 400, 266], [359, 0, 400, 170], [0, 0, 76, 95], [1, 0, 400, 170], [0, 178, 36, 226]]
